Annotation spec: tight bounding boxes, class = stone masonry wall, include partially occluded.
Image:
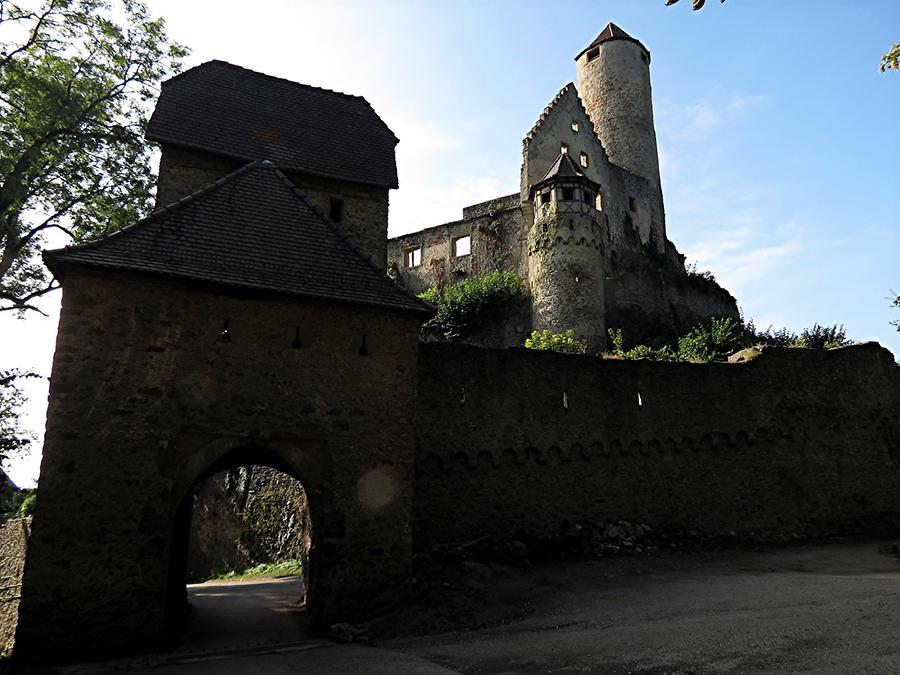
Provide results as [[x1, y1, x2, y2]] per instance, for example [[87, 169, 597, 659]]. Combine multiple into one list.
[[0, 518, 29, 656], [15, 270, 420, 660], [156, 144, 390, 267], [413, 343, 900, 549]]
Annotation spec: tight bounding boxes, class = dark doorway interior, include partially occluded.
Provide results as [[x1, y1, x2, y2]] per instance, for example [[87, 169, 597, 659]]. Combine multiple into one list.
[[167, 447, 313, 652]]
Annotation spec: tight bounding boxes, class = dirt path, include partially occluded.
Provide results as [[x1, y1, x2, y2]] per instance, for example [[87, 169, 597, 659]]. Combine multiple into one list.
[[56, 540, 900, 674]]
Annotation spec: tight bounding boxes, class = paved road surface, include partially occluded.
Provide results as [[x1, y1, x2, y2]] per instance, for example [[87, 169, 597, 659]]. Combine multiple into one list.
[[58, 541, 900, 674]]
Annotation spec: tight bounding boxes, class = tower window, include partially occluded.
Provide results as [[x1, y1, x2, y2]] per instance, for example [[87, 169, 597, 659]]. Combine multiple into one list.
[[571, 121, 579, 132], [583, 190, 594, 205], [580, 152, 589, 168], [560, 187, 574, 201], [453, 235, 471, 258], [540, 191, 551, 205], [561, 143, 569, 155], [329, 198, 344, 222], [587, 47, 600, 62], [629, 197, 637, 212], [596, 191, 604, 211], [405, 246, 422, 268]]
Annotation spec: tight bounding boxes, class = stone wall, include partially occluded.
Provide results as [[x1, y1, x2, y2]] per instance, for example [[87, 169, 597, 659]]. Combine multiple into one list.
[[155, 144, 390, 267], [412, 343, 900, 549], [15, 269, 420, 660], [0, 518, 29, 656]]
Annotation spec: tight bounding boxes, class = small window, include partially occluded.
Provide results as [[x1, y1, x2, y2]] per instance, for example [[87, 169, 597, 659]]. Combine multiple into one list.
[[596, 192, 604, 211], [580, 152, 589, 168], [329, 198, 344, 222], [629, 196, 637, 212], [560, 187, 574, 201], [560, 143, 569, 155], [571, 121, 579, 133], [583, 190, 594, 205], [540, 191, 551, 205], [405, 246, 422, 268], [587, 47, 600, 62], [453, 235, 471, 258]]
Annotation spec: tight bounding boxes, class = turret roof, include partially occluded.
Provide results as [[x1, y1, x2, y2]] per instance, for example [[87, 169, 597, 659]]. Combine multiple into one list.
[[44, 161, 429, 314], [574, 23, 650, 62], [530, 152, 599, 195]]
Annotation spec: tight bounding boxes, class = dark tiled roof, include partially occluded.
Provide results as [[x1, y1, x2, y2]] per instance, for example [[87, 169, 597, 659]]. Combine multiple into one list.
[[531, 152, 598, 195], [574, 23, 650, 62], [147, 60, 399, 189], [44, 162, 429, 314]]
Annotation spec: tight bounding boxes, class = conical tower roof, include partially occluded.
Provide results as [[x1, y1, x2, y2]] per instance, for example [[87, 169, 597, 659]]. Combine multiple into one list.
[[574, 23, 650, 62]]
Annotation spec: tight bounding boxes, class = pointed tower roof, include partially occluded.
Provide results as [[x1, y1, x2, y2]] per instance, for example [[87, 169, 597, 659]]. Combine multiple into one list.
[[574, 23, 650, 62], [530, 152, 598, 195], [44, 161, 429, 314]]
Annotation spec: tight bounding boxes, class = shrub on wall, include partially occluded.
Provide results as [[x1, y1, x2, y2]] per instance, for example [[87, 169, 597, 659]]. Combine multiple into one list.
[[525, 329, 587, 354], [419, 271, 525, 340]]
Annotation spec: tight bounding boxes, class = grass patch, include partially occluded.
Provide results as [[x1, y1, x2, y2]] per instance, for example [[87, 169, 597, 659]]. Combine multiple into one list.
[[209, 559, 303, 582]]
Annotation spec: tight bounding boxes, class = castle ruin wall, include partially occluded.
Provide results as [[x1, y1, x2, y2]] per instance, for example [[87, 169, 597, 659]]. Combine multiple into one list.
[[412, 342, 900, 549]]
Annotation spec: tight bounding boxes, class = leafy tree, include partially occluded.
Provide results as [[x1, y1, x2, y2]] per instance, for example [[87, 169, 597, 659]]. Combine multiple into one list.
[[881, 44, 900, 72], [664, 0, 725, 10], [0, 368, 38, 467], [525, 329, 587, 355], [890, 290, 899, 333], [0, 0, 188, 313]]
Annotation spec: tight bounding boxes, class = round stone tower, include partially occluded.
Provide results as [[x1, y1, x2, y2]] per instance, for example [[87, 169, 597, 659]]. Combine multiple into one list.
[[575, 23, 661, 187], [527, 153, 606, 352]]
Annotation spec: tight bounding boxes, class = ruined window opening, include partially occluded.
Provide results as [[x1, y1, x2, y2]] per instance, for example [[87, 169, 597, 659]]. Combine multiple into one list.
[[328, 198, 344, 222], [540, 191, 551, 205], [587, 47, 600, 62], [405, 246, 422, 268], [560, 186, 574, 201], [580, 152, 589, 168], [453, 234, 471, 258], [629, 196, 637, 212], [571, 121, 579, 132], [561, 143, 569, 155]]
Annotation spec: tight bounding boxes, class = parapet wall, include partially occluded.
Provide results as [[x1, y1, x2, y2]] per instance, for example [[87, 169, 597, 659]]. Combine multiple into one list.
[[0, 518, 30, 655], [412, 343, 900, 549]]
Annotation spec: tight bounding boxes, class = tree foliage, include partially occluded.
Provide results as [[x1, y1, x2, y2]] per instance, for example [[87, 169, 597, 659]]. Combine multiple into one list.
[[664, 0, 725, 10], [0, 368, 38, 466], [881, 43, 900, 73], [0, 0, 188, 313], [418, 271, 525, 340], [524, 329, 587, 355]]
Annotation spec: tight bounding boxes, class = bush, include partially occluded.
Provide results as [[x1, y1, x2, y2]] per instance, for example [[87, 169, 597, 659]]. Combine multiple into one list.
[[15, 490, 36, 518], [676, 317, 745, 362], [525, 329, 587, 354], [419, 271, 525, 340]]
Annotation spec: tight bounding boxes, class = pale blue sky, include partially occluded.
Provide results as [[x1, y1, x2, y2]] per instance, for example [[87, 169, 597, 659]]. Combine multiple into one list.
[[2, 0, 898, 485]]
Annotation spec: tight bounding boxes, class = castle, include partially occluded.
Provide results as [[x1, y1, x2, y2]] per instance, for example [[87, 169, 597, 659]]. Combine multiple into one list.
[[8, 24, 899, 663], [388, 23, 737, 350]]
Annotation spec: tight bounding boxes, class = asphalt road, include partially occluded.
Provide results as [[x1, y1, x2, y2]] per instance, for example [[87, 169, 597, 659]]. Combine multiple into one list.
[[59, 540, 900, 674]]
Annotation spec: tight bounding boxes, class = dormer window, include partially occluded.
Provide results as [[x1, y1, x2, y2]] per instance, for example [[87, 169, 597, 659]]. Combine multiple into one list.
[[587, 47, 600, 62]]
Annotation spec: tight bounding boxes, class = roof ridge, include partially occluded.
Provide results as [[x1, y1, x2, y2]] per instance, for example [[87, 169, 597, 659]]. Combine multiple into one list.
[[523, 83, 575, 146], [46, 160, 266, 257], [161, 60, 399, 145]]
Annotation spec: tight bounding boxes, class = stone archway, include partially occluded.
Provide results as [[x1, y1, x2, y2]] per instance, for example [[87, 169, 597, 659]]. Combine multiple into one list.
[[165, 436, 335, 641]]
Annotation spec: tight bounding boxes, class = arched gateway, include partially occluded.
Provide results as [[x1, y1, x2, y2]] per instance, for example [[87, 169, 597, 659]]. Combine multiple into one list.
[[14, 160, 428, 660]]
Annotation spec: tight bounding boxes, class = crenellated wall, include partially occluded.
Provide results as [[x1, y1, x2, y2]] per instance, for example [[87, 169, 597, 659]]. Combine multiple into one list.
[[412, 343, 900, 549]]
